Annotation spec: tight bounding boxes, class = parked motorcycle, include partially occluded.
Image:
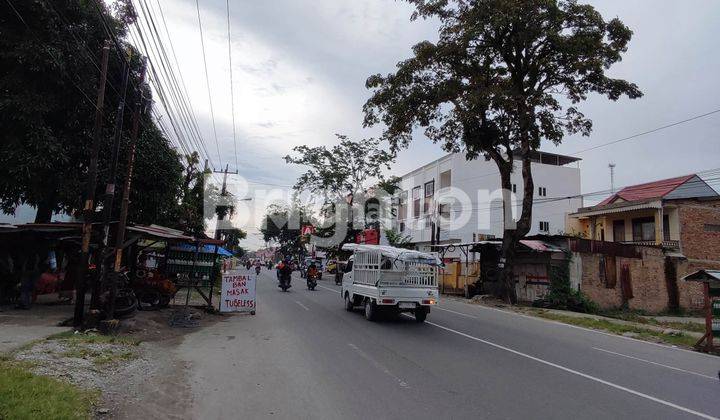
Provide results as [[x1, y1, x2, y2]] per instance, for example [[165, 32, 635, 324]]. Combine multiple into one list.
[[132, 269, 177, 311]]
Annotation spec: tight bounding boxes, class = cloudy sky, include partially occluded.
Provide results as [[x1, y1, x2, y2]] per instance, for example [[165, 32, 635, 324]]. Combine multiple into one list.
[[135, 0, 720, 249]]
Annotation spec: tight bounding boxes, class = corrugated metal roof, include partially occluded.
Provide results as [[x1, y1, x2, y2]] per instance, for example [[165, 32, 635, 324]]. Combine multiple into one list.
[[682, 269, 720, 282], [519, 239, 564, 253], [598, 174, 695, 205]]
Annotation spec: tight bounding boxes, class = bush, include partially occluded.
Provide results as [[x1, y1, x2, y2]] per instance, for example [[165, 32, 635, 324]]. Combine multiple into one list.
[[533, 253, 598, 314]]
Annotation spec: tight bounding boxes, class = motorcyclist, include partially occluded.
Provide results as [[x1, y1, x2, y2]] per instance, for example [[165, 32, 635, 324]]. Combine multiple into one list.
[[254, 260, 262, 275], [277, 256, 293, 289], [306, 261, 318, 280]]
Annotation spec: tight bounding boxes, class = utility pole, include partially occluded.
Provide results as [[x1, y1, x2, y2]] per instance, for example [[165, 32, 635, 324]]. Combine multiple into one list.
[[112, 62, 147, 274], [213, 164, 239, 240], [74, 40, 110, 327], [609, 163, 616, 193], [91, 59, 130, 310]]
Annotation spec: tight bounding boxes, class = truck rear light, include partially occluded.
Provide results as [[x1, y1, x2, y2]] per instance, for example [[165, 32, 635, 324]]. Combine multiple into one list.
[[381, 299, 395, 304], [422, 299, 436, 305]]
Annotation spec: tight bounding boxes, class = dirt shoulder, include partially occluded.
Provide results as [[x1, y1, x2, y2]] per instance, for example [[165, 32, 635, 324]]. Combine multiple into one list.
[[1, 304, 230, 419]]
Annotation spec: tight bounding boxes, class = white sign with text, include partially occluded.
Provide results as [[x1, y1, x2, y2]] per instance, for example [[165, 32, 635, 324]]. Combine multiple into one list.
[[219, 271, 256, 314]]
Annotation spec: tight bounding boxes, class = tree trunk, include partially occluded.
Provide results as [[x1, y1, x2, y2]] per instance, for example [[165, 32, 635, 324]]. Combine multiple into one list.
[[496, 151, 534, 304]]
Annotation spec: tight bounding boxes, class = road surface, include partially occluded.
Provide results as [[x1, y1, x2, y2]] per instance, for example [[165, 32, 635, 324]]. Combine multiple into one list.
[[177, 268, 720, 419]]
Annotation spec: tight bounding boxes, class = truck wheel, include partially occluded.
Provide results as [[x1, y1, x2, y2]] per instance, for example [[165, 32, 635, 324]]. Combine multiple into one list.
[[344, 293, 354, 311], [414, 308, 428, 323], [364, 299, 377, 321]]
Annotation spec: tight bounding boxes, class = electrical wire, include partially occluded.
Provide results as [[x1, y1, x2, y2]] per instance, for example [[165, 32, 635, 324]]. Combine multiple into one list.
[[194, 0, 222, 168], [226, 0, 239, 171]]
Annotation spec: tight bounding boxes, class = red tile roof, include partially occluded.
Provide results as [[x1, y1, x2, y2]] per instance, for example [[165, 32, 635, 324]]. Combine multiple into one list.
[[598, 174, 695, 205]]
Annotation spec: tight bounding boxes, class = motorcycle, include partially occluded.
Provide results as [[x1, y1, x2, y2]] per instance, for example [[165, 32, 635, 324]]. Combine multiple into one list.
[[306, 270, 320, 290], [279, 275, 291, 292], [132, 269, 177, 311], [255, 266, 261, 276]]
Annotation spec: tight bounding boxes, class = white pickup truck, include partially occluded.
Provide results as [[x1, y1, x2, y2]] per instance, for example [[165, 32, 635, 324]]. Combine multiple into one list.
[[340, 244, 441, 322]]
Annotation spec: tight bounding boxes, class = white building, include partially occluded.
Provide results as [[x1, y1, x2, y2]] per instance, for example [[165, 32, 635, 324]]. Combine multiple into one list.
[[390, 150, 583, 251]]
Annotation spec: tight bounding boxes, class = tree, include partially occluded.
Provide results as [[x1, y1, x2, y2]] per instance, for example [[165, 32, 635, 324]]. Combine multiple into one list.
[[260, 203, 313, 259], [0, 0, 184, 225], [284, 135, 396, 249], [384, 229, 414, 249], [363, 0, 641, 302]]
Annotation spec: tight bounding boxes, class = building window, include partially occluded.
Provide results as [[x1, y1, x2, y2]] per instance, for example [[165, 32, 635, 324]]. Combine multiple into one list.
[[397, 190, 407, 221], [539, 221, 549, 232], [424, 180, 435, 214], [538, 187, 547, 197], [705, 224, 720, 232], [632, 217, 655, 241], [613, 220, 625, 242], [399, 222, 405, 232], [412, 186, 421, 218], [512, 184, 517, 193]]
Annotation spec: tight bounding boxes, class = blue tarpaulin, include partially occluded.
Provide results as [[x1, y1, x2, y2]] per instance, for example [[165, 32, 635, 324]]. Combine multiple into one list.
[[172, 243, 234, 257]]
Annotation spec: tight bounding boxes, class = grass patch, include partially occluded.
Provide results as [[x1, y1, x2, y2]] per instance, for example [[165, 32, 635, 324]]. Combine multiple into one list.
[[596, 310, 706, 333], [533, 311, 698, 348], [46, 331, 141, 346], [0, 360, 98, 420]]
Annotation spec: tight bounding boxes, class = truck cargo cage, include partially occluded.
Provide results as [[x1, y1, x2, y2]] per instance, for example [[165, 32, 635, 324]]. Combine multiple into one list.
[[342, 244, 440, 287]]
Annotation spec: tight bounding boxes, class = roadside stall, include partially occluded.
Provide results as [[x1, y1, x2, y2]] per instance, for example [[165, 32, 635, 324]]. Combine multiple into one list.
[[681, 269, 720, 353]]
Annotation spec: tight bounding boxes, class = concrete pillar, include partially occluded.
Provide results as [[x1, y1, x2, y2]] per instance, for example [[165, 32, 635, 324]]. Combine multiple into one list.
[[654, 207, 664, 245]]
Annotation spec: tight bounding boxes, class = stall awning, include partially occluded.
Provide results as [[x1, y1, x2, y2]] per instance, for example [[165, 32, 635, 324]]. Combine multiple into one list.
[[126, 224, 194, 241], [171, 243, 233, 257]]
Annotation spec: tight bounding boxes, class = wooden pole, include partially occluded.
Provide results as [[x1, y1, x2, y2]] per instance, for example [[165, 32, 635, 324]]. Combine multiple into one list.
[[113, 62, 147, 273], [73, 40, 110, 327]]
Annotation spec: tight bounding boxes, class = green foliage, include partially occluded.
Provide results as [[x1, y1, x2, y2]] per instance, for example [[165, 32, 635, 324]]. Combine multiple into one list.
[[535, 254, 598, 313], [260, 203, 314, 258], [384, 229, 414, 249], [364, 0, 642, 302], [285, 134, 395, 203], [531, 312, 698, 348], [0, 360, 98, 419], [0, 0, 185, 226]]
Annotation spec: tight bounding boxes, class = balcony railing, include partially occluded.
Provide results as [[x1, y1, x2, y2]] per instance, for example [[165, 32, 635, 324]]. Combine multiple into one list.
[[620, 240, 680, 249]]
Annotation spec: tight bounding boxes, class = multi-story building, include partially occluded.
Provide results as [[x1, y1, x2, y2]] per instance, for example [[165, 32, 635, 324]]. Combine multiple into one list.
[[390, 150, 583, 251]]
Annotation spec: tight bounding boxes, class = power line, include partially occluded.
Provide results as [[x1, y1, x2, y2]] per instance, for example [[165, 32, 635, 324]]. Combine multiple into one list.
[[195, 0, 222, 168], [570, 108, 720, 155], [130, 0, 212, 164], [226, 0, 239, 171]]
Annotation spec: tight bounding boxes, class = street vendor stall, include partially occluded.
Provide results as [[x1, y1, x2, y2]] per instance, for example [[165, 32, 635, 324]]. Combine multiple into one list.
[[682, 269, 720, 353]]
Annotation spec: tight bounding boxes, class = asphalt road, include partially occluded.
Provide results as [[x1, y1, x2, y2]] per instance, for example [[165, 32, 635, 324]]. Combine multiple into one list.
[[177, 268, 720, 420]]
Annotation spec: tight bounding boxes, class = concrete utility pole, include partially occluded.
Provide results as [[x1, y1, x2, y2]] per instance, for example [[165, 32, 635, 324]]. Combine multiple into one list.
[[609, 163, 616, 193], [74, 40, 110, 327]]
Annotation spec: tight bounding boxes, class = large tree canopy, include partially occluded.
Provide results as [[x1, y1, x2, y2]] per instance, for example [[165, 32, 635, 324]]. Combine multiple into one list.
[[0, 0, 185, 225], [364, 0, 641, 302], [285, 135, 396, 249]]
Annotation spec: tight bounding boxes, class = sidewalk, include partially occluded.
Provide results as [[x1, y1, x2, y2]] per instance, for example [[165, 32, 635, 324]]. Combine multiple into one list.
[[0, 300, 72, 353]]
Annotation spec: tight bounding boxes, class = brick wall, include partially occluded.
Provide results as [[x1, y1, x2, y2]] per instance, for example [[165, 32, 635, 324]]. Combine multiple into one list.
[[579, 247, 675, 313], [677, 200, 720, 261]]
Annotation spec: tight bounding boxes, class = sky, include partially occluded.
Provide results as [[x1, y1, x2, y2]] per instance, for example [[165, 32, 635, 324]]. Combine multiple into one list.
[[138, 0, 720, 249]]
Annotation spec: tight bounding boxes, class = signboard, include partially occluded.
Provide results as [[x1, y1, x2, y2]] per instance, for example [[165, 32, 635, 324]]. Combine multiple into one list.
[[219, 271, 256, 314], [301, 225, 315, 235]]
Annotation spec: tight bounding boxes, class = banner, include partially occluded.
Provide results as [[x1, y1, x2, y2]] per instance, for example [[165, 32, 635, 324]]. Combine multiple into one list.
[[219, 271, 256, 314]]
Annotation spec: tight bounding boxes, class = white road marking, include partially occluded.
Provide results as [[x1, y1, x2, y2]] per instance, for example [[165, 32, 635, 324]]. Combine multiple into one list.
[[442, 300, 719, 360], [294, 301, 310, 311], [348, 343, 409, 388], [418, 317, 718, 420], [592, 347, 718, 380], [435, 306, 479, 319]]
